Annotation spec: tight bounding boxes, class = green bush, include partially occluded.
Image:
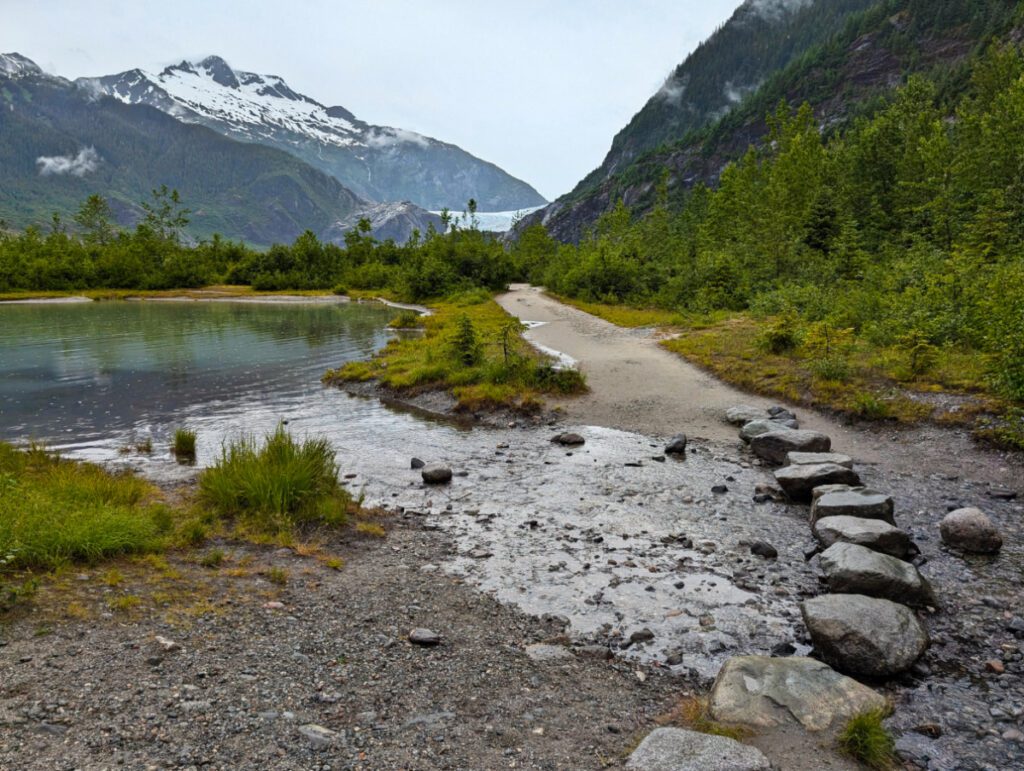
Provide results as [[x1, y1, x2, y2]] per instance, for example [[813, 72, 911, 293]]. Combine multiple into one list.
[[449, 314, 482, 367], [757, 311, 802, 353], [198, 425, 348, 532]]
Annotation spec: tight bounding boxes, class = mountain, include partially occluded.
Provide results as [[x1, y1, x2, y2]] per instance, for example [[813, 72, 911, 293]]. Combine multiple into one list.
[[81, 56, 547, 212], [526, 0, 1015, 242], [0, 54, 441, 246]]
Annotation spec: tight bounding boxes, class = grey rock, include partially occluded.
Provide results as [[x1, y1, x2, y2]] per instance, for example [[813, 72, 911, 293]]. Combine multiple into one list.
[[408, 628, 441, 646], [767, 406, 798, 422], [774, 464, 862, 502], [939, 508, 1003, 554], [813, 516, 912, 559], [525, 644, 573, 662], [801, 594, 929, 677], [665, 434, 688, 454], [421, 463, 453, 484], [410, 457, 425, 469], [709, 656, 887, 732], [810, 488, 895, 526], [818, 543, 936, 607], [750, 542, 778, 560], [630, 628, 656, 644], [749, 430, 831, 464], [726, 405, 770, 426], [739, 419, 790, 443], [298, 723, 337, 748], [552, 432, 585, 446], [811, 484, 855, 503], [785, 451, 854, 469], [625, 727, 770, 771]]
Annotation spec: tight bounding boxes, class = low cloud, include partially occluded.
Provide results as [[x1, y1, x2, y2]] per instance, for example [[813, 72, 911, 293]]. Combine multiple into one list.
[[656, 71, 689, 105], [366, 127, 430, 149], [745, 0, 813, 22], [36, 146, 102, 177]]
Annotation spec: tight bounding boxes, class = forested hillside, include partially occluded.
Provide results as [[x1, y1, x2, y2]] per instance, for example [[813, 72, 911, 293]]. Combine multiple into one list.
[[531, 0, 1022, 242]]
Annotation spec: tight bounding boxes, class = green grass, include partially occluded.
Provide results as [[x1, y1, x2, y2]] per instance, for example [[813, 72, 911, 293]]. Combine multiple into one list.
[[172, 428, 197, 461], [323, 291, 587, 412], [548, 294, 691, 328], [837, 709, 896, 770], [198, 425, 349, 533], [0, 442, 171, 570]]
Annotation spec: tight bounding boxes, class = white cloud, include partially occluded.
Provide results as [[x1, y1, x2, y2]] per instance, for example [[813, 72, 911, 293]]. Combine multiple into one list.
[[366, 127, 430, 149], [36, 146, 101, 176], [656, 71, 689, 104]]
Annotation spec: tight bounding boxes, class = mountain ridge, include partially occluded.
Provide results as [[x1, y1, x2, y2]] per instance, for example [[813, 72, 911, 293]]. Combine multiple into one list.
[[80, 55, 546, 212]]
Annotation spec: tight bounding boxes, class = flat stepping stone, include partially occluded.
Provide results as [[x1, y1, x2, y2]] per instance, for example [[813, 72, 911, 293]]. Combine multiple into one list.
[[749, 430, 831, 464], [810, 487, 894, 525], [940, 507, 1003, 554], [801, 594, 929, 678], [813, 515, 912, 558], [818, 542, 936, 607], [709, 655, 887, 733], [626, 727, 770, 771], [785, 451, 853, 469], [725, 405, 771, 426], [738, 418, 797, 442], [774, 463, 861, 502]]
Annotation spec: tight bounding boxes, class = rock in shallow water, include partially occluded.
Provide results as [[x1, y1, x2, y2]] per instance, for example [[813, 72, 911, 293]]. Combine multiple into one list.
[[801, 594, 928, 677], [785, 451, 854, 469], [813, 515, 912, 559], [811, 488, 895, 526], [709, 655, 887, 733], [726, 405, 771, 426], [552, 432, 585, 446], [625, 727, 770, 771], [774, 464, 861, 502], [665, 434, 688, 455], [739, 419, 796, 443], [939, 507, 1003, 554], [749, 430, 831, 464], [421, 463, 453, 484], [818, 542, 936, 607]]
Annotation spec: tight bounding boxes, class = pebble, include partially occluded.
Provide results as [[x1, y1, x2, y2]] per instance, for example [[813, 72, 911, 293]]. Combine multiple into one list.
[[408, 628, 441, 646]]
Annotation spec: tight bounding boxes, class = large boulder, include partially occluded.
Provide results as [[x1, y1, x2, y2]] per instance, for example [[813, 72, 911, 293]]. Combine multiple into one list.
[[625, 727, 770, 771], [801, 594, 929, 678], [810, 488, 895, 526], [726, 405, 771, 426], [749, 430, 831, 464], [818, 543, 936, 607], [939, 507, 1003, 554], [785, 451, 854, 469], [709, 656, 887, 733], [813, 516, 912, 559], [774, 464, 861, 503]]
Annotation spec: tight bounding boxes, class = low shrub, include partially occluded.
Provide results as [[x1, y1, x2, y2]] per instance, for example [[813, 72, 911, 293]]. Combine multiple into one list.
[[172, 428, 197, 462], [198, 425, 349, 533]]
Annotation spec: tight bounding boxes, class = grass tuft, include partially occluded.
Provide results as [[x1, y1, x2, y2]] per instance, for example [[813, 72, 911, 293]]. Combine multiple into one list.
[[198, 425, 349, 534], [172, 428, 197, 462], [837, 708, 896, 770]]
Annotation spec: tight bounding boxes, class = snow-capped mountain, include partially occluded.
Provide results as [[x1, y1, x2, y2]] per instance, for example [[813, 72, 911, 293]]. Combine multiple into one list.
[[80, 56, 546, 211]]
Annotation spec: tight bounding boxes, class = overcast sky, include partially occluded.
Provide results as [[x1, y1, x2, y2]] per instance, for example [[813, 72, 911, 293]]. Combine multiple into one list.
[[3, 1, 743, 201]]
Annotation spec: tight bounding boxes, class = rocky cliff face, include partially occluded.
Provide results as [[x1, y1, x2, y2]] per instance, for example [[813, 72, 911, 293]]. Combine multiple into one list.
[[81, 56, 546, 212]]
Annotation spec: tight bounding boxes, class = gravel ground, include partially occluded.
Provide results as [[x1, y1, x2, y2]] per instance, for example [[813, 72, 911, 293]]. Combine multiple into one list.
[[0, 521, 681, 771]]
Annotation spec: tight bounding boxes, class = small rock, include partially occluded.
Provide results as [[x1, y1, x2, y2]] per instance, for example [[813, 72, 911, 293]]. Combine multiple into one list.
[[626, 727, 770, 771], [665, 434, 688, 454], [552, 432, 585, 446], [750, 542, 778, 560], [630, 629, 655, 644], [410, 457, 425, 469], [408, 628, 441, 646], [154, 635, 181, 653], [298, 724, 337, 748], [1003, 729, 1024, 742], [985, 659, 1006, 674], [939, 507, 1003, 554], [711, 484, 728, 494], [525, 644, 573, 662], [421, 463, 453, 484], [912, 723, 943, 739], [725, 405, 770, 426]]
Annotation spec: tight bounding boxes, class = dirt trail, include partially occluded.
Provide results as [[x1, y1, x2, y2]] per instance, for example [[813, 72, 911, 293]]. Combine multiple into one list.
[[496, 284, 1021, 484]]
